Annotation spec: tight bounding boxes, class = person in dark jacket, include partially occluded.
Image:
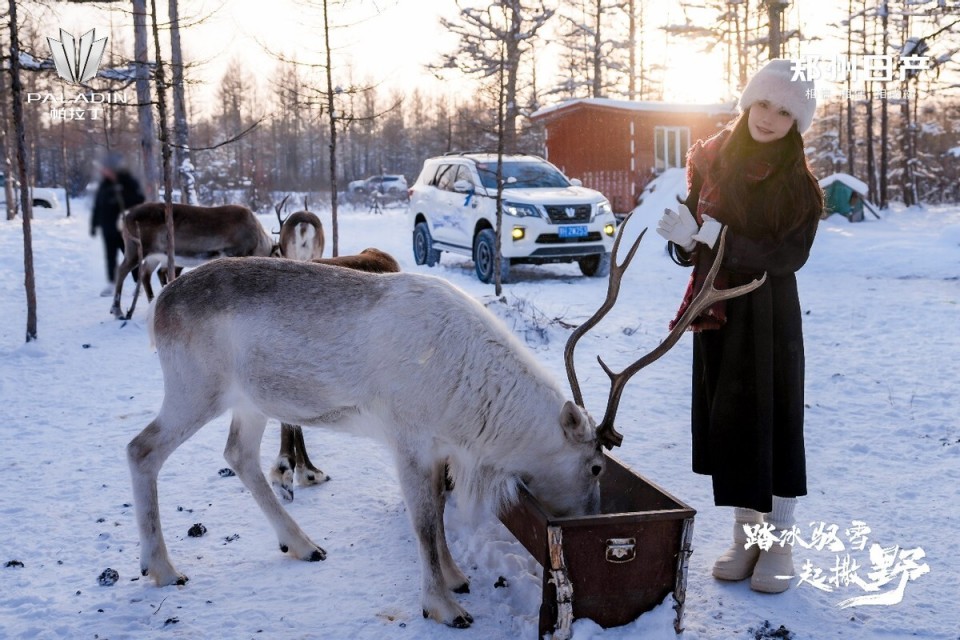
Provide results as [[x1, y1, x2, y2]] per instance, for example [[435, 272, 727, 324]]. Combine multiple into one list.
[[91, 153, 145, 295], [657, 59, 823, 594]]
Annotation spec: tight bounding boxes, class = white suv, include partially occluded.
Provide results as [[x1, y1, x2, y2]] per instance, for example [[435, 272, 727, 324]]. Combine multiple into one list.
[[0, 172, 60, 210], [409, 153, 617, 283], [346, 174, 409, 205]]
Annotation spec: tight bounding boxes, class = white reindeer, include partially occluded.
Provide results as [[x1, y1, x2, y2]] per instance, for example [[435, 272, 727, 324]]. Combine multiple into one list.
[[129, 258, 605, 628], [128, 225, 762, 628], [270, 245, 402, 501]]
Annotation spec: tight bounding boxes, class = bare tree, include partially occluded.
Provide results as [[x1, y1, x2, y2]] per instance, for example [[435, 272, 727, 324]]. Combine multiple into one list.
[[148, 0, 177, 292], [440, 0, 554, 153], [493, 33, 507, 295], [551, 0, 622, 99], [259, 1, 401, 254], [6, 0, 37, 340], [320, 0, 341, 255]]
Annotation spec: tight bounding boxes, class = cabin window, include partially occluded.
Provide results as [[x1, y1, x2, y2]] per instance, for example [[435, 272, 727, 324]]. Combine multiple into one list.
[[654, 126, 691, 171]]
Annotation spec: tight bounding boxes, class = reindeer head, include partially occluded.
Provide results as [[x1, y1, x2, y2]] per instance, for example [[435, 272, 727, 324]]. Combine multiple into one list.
[[564, 217, 767, 450], [518, 400, 605, 517]]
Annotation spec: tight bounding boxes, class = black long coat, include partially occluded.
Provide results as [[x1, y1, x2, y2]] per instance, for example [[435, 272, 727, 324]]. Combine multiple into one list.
[[91, 170, 145, 239], [679, 173, 819, 513]]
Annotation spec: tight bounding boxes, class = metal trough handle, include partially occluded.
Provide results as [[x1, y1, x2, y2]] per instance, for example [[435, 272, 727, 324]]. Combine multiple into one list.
[[606, 537, 637, 563]]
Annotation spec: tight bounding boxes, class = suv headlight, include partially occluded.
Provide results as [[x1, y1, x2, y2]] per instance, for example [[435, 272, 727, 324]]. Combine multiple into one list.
[[596, 200, 613, 219], [503, 201, 540, 218]]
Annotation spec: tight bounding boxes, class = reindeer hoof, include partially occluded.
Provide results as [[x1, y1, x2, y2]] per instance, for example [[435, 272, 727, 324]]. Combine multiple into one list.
[[423, 605, 473, 628], [308, 548, 326, 562], [270, 461, 295, 502], [151, 570, 189, 587], [297, 467, 330, 487], [453, 583, 470, 594], [279, 544, 288, 553], [276, 485, 294, 502]]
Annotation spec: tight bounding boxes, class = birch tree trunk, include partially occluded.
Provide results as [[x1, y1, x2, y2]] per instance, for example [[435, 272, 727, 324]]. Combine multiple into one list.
[[168, 0, 197, 204], [879, 1, 889, 209], [0, 52, 18, 220], [133, 0, 158, 200]]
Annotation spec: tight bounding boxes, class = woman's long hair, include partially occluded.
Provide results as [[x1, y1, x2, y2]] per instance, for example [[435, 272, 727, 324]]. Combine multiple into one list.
[[714, 109, 823, 240]]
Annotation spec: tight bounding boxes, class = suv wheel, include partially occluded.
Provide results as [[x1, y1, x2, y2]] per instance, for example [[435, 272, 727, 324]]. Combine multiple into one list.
[[413, 222, 441, 267], [474, 229, 510, 284], [578, 253, 611, 277]]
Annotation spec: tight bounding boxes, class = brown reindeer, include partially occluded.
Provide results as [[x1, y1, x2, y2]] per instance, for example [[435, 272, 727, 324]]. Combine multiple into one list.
[[278, 210, 325, 261], [270, 245, 401, 501], [313, 247, 400, 272], [111, 202, 274, 318]]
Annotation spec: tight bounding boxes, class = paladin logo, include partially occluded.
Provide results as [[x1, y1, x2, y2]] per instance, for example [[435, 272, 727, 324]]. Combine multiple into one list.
[[47, 29, 106, 84]]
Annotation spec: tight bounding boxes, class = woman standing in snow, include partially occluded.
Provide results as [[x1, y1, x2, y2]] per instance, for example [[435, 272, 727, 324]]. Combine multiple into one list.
[[657, 59, 823, 594]]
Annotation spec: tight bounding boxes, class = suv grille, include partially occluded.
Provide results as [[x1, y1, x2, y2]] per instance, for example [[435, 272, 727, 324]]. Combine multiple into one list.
[[543, 204, 592, 224], [535, 232, 603, 244]]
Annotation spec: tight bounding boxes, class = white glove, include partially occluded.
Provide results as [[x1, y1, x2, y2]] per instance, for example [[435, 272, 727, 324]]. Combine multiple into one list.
[[656, 204, 699, 251], [691, 214, 723, 249]]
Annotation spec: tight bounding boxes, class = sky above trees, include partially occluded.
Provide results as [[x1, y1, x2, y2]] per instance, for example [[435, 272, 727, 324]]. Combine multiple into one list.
[[40, 0, 879, 112]]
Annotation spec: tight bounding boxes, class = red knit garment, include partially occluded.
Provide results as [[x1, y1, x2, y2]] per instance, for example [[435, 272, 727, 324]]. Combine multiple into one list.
[[669, 130, 776, 332]]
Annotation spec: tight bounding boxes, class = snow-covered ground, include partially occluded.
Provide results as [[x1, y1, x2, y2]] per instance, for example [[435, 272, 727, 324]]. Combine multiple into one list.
[[1, 185, 957, 639]]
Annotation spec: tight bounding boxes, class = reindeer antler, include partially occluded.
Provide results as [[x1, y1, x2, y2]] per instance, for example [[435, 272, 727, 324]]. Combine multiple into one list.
[[274, 195, 291, 229], [564, 214, 645, 408], [565, 222, 767, 449]]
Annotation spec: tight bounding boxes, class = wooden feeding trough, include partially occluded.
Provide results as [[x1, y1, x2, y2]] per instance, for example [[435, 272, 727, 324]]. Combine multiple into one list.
[[499, 453, 696, 638]]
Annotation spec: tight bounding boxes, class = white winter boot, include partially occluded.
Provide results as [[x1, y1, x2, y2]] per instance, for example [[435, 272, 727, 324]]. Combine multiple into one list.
[[751, 496, 797, 594], [712, 507, 763, 581]]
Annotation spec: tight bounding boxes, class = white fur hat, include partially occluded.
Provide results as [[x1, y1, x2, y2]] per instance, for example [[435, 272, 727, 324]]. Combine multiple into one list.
[[738, 58, 817, 134]]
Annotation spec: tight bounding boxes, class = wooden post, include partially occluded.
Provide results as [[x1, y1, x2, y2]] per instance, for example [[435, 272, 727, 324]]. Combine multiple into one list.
[[547, 525, 574, 640]]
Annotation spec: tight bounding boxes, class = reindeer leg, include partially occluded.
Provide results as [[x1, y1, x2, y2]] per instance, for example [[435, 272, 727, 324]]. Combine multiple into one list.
[[127, 394, 220, 586], [293, 425, 330, 487], [225, 410, 326, 562], [111, 246, 140, 318], [435, 461, 469, 594], [270, 422, 298, 502], [143, 264, 157, 302], [395, 449, 473, 628]]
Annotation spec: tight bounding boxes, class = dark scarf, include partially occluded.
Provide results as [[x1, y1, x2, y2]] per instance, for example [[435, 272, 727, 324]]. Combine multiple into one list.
[[669, 129, 778, 331]]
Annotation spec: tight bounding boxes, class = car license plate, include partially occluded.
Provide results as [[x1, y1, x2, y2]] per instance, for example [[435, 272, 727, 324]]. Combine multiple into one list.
[[558, 225, 588, 239]]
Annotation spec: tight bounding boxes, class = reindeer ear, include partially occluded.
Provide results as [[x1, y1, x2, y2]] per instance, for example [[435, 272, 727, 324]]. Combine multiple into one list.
[[560, 400, 590, 443]]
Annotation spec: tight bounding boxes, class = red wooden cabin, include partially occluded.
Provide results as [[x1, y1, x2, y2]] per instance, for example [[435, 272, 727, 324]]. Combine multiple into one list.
[[530, 98, 737, 214]]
